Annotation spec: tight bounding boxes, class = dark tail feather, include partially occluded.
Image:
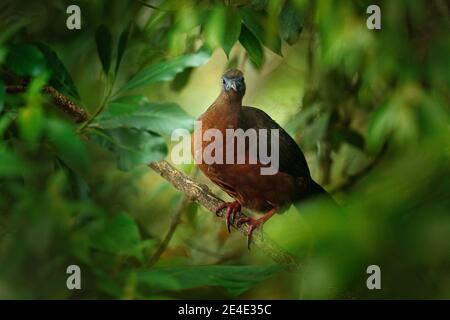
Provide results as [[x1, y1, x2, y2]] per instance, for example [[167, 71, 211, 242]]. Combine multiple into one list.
[[309, 180, 339, 206]]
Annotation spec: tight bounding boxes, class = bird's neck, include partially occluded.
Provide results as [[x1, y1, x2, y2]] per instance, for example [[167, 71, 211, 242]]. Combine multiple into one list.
[[215, 91, 243, 112]]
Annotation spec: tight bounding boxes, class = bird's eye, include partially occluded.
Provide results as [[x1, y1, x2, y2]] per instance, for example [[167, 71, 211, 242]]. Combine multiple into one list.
[[222, 79, 226, 84]]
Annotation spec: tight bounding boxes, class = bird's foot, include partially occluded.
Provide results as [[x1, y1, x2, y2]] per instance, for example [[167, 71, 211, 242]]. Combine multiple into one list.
[[215, 201, 241, 233], [237, 208, 277, 249]]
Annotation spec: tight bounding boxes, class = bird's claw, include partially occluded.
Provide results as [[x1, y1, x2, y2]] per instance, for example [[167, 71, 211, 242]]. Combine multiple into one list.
[[236, 216, 263, 250], [215, 201, 241, 232]]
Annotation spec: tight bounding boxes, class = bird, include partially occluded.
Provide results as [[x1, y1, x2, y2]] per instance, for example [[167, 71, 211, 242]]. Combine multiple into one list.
[[192, 69, 333, 247]]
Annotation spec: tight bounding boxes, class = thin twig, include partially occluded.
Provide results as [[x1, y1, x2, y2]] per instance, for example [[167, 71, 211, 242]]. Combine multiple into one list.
[[146, 168, 199, 267]]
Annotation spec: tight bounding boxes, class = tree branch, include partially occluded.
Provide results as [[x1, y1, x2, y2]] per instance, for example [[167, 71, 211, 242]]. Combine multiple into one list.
[[149, 161, 300, 269], [6, 85, 88, 123]]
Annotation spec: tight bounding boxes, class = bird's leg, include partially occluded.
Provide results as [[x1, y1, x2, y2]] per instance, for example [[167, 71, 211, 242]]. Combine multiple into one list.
[[215, 201, 241, 232], [237, 208, 277, 249]]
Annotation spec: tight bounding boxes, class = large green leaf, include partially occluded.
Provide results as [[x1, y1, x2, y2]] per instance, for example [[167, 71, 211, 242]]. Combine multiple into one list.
[[46, 118, 89, 170], [95, 24, 113, 74], [93, 98, 195, 137], [239, 24, 264, 68], [5, 43, 47, 77], [115, 25, 130, 75], [35, 43, 81, 100], [279, 0, 303, 45], [117, 51, 210, 94], [89, 127, 167, 171], [124, 265, 283, 297], [223, 7, 242, 57], [239, 7, 282, 55], [91, 213, 143, 259]]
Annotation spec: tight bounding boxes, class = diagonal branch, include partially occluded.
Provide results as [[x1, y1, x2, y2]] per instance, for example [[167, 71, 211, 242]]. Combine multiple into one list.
[[6, 85, 88, 123], [149, 161, 300, 269]]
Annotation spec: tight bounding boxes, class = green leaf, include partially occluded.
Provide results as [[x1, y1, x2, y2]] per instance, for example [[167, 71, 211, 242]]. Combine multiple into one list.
[[95, 24, 113, 74], [115, 25, 130, 75], [5, 43, 47, 77], [0, 144, 28, 177], [17, 105, 44, 144], [239, 24, 264, 68], [91, 213, 143, 259], [89, 127, 167, 171], [93, 100, 194, 137], [34, 43, 81, 100], [223, 7, 241, 57], [118, 50, 210, 93], [0, 80, 4, 113], [279, 0, 303, 45], [46, 118, 89, 170], [239, 7, 282, 55], [125, 265, 283, 297]]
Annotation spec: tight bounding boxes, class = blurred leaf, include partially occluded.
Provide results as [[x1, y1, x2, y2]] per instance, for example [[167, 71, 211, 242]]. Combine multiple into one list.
[[333, 128, 365, 151], [0, 145, 28, 177], [46, 118, 89, 170], [239, 24, 264, 68], [17, 105, 44, 144], [93, 101, 195, 137], [223, 7, 241, 57], [95, 24, 113, 75], [239, 7, 282, 55], [5, 43, 47, 77], [127, 265, 283, 297], [170, 67, 193, 91], [279, 0, 303, 45], [34, 43, 81, 100], [115, 25, 130, 75], [89, 127, 167, 171], [91, 213, 143, 259], [117, 50, 210, 94], [0, 80, 4, 112], [0, 111, 16, 137]]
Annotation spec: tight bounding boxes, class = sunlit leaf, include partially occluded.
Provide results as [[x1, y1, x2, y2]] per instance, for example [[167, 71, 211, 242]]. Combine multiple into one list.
[[222, 7, 241, 57], [93, 100, 195, 137], [239, 24, 264, 68], [117, 50, 210, 94], [95, 24, 113, 74], [89, 127, 167, 171]]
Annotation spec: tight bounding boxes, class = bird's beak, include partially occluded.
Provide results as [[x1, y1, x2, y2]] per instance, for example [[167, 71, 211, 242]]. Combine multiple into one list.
[[229, 81, 237, 92]]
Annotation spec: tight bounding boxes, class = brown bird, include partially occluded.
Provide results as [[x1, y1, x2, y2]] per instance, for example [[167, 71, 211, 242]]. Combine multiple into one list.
[[192, 69, 332, 247]]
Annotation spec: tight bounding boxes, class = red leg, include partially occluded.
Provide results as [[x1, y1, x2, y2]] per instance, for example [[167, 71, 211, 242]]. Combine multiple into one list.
[[215, 201, 241, 232], [237, 208, 277, 249]]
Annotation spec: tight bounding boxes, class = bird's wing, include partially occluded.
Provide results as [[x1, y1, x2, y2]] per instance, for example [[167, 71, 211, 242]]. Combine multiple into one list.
[[239, 106, 310, 178]]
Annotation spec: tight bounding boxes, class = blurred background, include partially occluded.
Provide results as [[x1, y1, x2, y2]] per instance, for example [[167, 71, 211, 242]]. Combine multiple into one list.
[[0, 0, 449, 299]]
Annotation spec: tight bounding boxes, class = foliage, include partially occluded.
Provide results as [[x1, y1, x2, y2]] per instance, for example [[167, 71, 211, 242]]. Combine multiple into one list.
[[0, 0, 449, 299]]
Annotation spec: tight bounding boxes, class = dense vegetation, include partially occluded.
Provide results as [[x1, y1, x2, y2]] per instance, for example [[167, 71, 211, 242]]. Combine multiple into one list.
[[0, 0, 448, 299]]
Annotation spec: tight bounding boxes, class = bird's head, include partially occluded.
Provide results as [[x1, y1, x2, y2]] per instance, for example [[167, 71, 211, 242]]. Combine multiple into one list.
[[221, 69, 246, 97]]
